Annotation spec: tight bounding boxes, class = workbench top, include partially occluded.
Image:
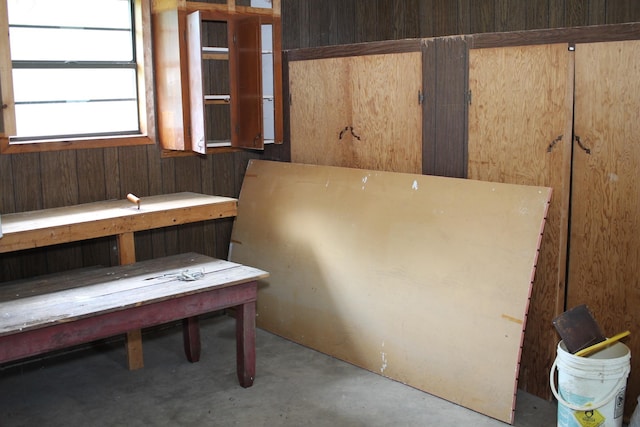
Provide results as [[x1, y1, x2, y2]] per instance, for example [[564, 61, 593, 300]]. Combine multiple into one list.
[[0, 192, 237, 253]]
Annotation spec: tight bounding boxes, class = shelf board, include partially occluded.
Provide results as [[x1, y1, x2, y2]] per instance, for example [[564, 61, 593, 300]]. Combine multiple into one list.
[[185, 2, 279, 18], [204, 95, 231, 104], [203, 46, 229, 60]]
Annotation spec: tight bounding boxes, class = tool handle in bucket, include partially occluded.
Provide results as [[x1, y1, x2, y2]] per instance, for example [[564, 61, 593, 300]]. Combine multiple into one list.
[[550, 357, 630, 412]]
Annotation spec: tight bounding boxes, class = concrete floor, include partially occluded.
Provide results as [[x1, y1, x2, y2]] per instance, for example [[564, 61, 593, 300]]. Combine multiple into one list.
[[0, 314, 558, 427]]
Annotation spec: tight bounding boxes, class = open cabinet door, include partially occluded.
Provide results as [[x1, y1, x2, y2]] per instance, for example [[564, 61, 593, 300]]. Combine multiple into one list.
[[289, 56, 350, 165], [186, 11, 207, 154], [569, 39, 640, 417], [0, 1, 15, 140], [230, 16, 263, 150], [467, 43, 574, 398]]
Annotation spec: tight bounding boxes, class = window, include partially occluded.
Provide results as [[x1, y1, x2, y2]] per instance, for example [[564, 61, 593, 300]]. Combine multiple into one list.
[[0, 0, 155, 153]]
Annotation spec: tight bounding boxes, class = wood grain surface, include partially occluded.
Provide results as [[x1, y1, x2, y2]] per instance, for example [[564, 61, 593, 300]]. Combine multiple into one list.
[[229, 160, 551, 423]]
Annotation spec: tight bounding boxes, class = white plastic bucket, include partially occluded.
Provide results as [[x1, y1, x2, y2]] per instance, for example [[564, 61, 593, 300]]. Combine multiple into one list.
[[550, 340, 631, 427]]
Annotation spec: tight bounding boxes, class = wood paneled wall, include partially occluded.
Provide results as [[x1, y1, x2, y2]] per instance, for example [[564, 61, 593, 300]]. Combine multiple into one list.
[[3, 1, 638, 281], [281, 0, 640, 49]]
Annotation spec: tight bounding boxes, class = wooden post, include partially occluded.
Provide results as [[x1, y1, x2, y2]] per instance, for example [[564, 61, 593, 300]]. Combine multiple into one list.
[[117, 231, 145, 370]]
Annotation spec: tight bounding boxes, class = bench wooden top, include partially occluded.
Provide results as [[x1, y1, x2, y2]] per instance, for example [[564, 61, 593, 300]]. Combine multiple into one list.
[[0, 192, 237, 253], [0, 253, 268, 337]]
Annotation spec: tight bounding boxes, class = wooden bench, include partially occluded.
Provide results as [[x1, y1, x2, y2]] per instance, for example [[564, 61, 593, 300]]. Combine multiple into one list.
[[0, 253, 269, 388], [0, 192, 239, 371]]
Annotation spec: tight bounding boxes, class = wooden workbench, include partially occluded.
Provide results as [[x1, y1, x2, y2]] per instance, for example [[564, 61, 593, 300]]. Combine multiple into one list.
[[0, 192, 238, 369], [0, 253, 267, 388]]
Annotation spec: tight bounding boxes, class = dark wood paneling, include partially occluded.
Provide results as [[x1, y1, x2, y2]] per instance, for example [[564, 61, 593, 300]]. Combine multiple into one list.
[[495, 0, 526, 31], [565, 0, 588, 27], [40, 151, 78, 208], [40, 151, 82, 274], [423, 37, 467, 178], [458, 0, 470, 35], [213, 151, 244, 260], [76, 149, 112, 268], [144, 145, 168, 260], [433, 0, 459, 36], [417, 0, 435, 37], [117, 145, 149, 198], [402, 0, 421, 38], [0, 155, 18, 281], [307, 0, 336, 47], [281, 0, 301, 49], [0, 151, 14, 213], [11, 153, 43, 212], [158, 153, 179, 260], [588, 0, 606, 25], [103, 147, 121, 200], [421, 40, 437, 176], [377, 0, 405, 41], [174, 156, 205, 257], [469, 0, 495, 34], [336, 0, 356, 45], [354, 0, 378, 43], [607, 0, 640, 24], [548, 0, 566, 29], [525, 0, 550, 30], [432, 37, 468, 178], [76, 150, 106, 203], [468, 22, 640, 49], [282, 0, 640, 50]]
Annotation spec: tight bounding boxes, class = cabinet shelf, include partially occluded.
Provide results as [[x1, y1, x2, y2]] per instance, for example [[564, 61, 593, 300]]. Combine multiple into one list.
[[152, 0, 283, 154], [203, 46, 229, 60], [204, 95, 231, 104]]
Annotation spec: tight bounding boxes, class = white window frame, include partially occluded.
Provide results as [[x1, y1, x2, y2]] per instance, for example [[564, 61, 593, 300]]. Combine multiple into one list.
[[0, 0, 155, 154]]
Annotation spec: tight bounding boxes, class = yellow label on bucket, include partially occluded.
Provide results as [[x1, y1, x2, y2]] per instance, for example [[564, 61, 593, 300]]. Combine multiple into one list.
[[573, 409, 605, 427]]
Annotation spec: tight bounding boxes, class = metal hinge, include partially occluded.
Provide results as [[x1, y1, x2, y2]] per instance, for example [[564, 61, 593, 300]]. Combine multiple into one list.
[[418, 90, 424, 105], [466, 90, 472, 105]]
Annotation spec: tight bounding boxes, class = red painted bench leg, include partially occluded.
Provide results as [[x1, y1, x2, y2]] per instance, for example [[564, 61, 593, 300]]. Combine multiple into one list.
[[236, 301, 256, 388], [183, 316, 201, 363]]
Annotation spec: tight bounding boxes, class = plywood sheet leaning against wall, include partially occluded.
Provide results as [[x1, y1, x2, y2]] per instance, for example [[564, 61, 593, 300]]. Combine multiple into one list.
[[229, 160, 551, 424]]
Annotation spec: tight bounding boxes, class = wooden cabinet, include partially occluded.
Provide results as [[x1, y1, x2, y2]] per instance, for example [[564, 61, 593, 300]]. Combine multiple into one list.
[[152, 1, 282, 155], [288, 48, 423, 173], [468, 43, 574, 398], [568, 40, 640, 355], [468, 39, 640, 413]]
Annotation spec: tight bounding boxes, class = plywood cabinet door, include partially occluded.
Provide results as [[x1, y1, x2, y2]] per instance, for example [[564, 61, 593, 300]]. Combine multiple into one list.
[[569, 40, 640, 407], [289, 52, 423, 173], [467, 43, 574, 398]]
